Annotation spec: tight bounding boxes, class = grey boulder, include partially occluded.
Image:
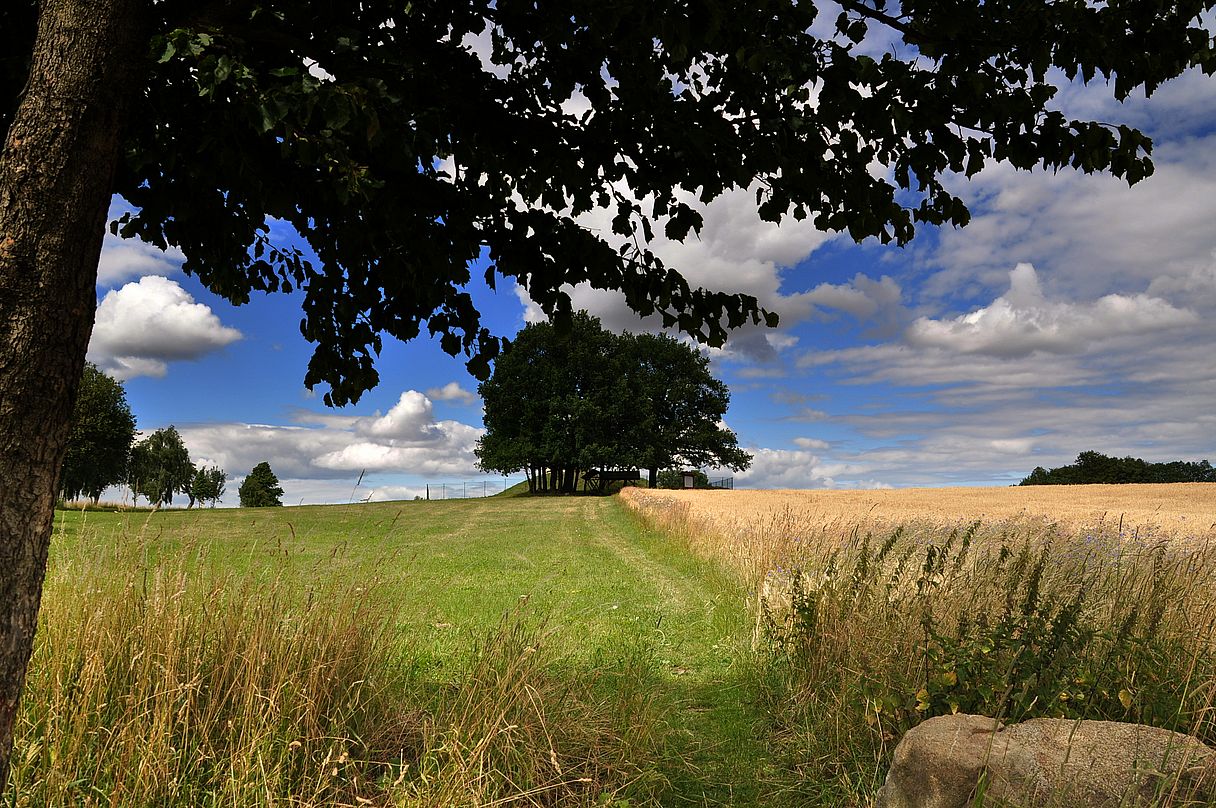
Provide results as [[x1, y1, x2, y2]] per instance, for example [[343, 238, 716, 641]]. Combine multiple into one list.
[[875, 713, 1214, 807]]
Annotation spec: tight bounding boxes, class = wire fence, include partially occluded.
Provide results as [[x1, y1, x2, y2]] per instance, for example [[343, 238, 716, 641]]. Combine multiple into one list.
[[422, 477, 526, 500]]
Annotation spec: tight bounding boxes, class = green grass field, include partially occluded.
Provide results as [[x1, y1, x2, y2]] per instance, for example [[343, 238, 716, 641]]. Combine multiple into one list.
[[16, 497, 771, 807]]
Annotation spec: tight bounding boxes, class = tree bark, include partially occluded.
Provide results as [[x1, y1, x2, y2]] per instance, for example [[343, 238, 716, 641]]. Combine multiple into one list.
[[0, 0, 144, 793]]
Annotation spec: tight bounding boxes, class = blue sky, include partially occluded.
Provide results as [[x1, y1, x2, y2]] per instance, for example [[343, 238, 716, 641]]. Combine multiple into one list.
[[86, 50, 1216, 505]]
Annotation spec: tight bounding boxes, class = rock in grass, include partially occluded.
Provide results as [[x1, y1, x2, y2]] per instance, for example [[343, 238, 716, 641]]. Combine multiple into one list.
[[875, 713, 1215, 807]]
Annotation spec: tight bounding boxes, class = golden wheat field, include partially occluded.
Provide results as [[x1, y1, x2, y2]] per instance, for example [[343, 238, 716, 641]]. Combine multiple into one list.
[[622, 483, 1216, 536], [620, 483, 1216, 588]]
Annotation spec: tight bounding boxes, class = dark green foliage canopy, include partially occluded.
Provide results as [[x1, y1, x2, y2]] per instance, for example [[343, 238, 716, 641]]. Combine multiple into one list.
[[476, 312, 623, 484], [476, 313, 749, 490], [187, 465, 227, 508], [239, 462, 284, 507], [620, 332, 751, 478], [129, 426, 195, 506], [1020, 451, 1216, 485], [5, 1, 1212, 404], [59, 363, 136, 503]]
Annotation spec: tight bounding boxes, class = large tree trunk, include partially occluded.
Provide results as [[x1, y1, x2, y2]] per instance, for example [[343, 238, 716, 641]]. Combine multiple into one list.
[[0, 0, 144, 793]]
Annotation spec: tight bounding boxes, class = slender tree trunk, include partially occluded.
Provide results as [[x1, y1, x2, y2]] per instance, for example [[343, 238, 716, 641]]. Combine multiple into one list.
[[648, 467, 658, 488], [0, 0, 144, 793]]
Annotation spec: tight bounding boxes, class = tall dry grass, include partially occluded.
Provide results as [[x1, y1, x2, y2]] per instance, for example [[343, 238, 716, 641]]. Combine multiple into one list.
[[12, 526, 675, 807], [403, 614, 670, 808], [12, 540, 406, 807], [621, 487, 1216, 805]]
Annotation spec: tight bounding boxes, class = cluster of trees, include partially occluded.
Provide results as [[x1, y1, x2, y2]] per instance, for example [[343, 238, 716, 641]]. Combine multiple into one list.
[[1020, 451, 1216, 485], [476, 313, 750, 493], [128, 425, 227, 508], [60, 365, 227, 507], [61, 363, 278, 508]]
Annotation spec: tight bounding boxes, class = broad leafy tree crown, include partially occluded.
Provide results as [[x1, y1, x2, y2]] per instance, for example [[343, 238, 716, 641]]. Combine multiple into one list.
[[238, 461, 284, 507], [129, 425, 195, 506], [476, 312, 750, 480], [59, 363, 137, 503]]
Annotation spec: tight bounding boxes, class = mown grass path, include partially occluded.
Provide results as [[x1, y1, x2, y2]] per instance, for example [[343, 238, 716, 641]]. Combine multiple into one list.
[[52, 496, 770, 806]]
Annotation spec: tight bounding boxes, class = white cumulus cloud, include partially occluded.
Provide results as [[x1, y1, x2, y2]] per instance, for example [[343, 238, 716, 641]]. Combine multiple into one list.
[[925, 134, 1216, 304], [87, 275, 242, 379], [174, 389, 487, 499], [312, 439, 479, 475], [736, 447, 889, 490], [906, 264, 1195, 357], [358, 391, 439, 442]]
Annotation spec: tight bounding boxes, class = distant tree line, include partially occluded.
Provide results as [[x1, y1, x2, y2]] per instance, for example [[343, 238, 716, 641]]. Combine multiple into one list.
[[1020, 451, 1216, 486], [476, 313, 751, 493], [60, 363, 285, 507]]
